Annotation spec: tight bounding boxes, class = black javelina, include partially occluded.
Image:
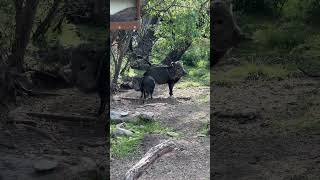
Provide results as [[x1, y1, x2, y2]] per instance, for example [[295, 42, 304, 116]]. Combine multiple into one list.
[[132, 76, 156, 100], [141, 76, 155, 100], [144, 61, 187, 96]]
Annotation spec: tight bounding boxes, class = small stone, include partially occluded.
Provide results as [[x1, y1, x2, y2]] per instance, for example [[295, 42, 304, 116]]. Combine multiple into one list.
[[139, 112, 155, 121], [116, 122, 127, 129], [197, 134, 206, 137], [167, 132, 179, 137], [114, 127, 133, 137], [120, 111, 129, 117], [33, 159, 58, 172]]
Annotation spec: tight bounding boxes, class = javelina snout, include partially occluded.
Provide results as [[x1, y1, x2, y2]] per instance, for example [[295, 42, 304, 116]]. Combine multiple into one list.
[[171, 61, 187, 78]]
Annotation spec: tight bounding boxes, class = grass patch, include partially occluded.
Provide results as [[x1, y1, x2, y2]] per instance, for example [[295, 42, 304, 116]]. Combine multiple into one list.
[[199, 122, 209, 136], [111, 120, 173, 158], [176, 65, 209, 88], [214, 63, 297, 81], [196, 94, 210, 103]]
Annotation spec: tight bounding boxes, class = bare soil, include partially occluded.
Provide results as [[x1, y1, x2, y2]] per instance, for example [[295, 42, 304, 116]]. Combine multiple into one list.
[[0, 88, 107, 180], [110, 84, 210, 180], [211, 77, 320, 180]]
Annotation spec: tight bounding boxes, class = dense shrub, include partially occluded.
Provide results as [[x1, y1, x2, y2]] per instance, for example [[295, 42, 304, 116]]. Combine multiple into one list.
[[233, 0, 288, 16], [253, 23, 307, 50], [300, 0, 320, 24], [283, 0, 320, 24]]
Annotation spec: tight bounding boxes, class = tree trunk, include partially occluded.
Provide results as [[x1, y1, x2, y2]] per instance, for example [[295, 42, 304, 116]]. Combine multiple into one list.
[[111, 31, 132, 92], [161, 40, 192, 65], [92, 0, 106, 25], [32, 0, 62, 44], [129, 16, 159, 70], [9, 0, 39, 73]]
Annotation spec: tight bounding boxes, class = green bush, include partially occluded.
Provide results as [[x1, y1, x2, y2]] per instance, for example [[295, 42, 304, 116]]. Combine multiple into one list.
[[253, 23, 307, 50], [283, 0, 320, 24], [233, 0, 288, 16], [301, 0, 320, 24]]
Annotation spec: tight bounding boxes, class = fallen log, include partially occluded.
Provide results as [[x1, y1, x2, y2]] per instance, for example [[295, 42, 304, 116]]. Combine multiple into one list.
[[124, 140, 177, 180]]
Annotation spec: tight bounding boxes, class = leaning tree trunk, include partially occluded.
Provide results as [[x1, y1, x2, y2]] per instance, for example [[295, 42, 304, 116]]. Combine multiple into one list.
[[9, 0, 39, 73], [32, 0, 62, 44], [128, 16, 159, 69], [161, 40, 192, 65], [111, 30, 132, 92]]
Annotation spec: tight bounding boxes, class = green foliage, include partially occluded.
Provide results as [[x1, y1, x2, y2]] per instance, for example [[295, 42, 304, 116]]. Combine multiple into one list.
[[148, 0, 209, 65], [181, 38, 209, 66], [233, 0, 288, 16], [253, 23, 307, 51], [110, 120, 173, 158], [283, 0, 320, 24], [0, 0, 14, 55], [176, 62, 209, 89], [214, 63, 297, 81]]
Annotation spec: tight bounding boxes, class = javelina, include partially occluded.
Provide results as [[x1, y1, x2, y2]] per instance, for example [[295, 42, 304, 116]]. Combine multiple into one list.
[[65, 43, 108, 115], [144, 61, 187, 96], [141, 76, 155, 100], [132, 76, 156, 100]]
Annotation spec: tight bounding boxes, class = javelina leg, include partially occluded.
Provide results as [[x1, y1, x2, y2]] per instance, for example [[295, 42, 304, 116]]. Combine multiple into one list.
[[168, 82, 174, 96]]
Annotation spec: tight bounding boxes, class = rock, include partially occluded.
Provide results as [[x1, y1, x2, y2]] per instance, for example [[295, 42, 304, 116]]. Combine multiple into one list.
[[114, 127, 133, 137], [111, 110, 155, 123], [120, 111, 129, 117], [110, 111, 122, 120], [197, 134, 206, 137], [116, 122, 127, 129], [138, 112, 155, 121], [166, 132, 179, 137], [33, 159, 58, 172]]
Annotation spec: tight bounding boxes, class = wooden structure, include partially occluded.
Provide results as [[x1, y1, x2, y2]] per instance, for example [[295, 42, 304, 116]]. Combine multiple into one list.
[[110, 0, 141, 30]]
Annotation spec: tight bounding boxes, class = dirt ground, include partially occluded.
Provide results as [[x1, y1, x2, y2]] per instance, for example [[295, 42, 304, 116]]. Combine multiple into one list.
[[211, 75, 320, 180], [1, 73, 319, 180], [0, 88, 108, 180], [110, 84, 210, 180]]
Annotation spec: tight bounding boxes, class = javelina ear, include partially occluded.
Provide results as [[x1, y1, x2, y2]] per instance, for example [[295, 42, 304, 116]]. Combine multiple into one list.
[[170, 62, 175, 67]]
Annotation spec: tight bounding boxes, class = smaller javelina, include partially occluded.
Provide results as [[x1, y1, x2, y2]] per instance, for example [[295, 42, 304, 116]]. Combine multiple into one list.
[[132, 76, 155, 100]]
